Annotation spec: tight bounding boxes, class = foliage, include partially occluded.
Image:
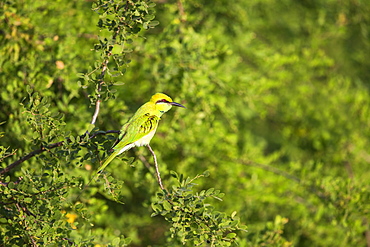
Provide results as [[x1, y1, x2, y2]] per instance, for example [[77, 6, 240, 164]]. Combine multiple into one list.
[[1, 0, 370, 246], [152, 171, 246, 246]]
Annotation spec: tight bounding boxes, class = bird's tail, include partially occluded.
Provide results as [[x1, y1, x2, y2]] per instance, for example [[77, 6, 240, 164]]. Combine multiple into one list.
[[96, 151, 118, 176], [92, 151, 118, 182], [77, 151, 118, 201]]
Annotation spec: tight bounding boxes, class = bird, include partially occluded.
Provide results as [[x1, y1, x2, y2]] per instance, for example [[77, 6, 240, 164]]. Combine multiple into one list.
[[95, 93, 185, 178]]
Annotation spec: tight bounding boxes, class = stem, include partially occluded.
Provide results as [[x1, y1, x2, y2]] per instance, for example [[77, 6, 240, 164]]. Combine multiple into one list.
[[90, 99, 101, 125], [138, 153, 153, 171], [89, 27, 120, 126], [147, 144, 165, 190]]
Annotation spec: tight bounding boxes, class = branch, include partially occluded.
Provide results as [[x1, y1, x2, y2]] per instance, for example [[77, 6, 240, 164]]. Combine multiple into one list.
[[0, 176, 23, 187], [0, 130, 119, 175], [90, 99, 101, 125], [0, 143, 62, 175], [147, 144, 165, 190], [89, 27, 120, 126], [138, 153, 154, 171], [0, 148, 17, 163]]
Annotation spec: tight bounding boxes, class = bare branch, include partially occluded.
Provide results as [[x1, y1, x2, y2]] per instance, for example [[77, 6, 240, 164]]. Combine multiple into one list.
[[147, 144, 165, 190], [138, 153, 154, 171], [90, 99, 101, 125]]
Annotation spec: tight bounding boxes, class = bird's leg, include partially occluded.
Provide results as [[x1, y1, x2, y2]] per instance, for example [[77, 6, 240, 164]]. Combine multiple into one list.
[[147, 144, 165, 191]]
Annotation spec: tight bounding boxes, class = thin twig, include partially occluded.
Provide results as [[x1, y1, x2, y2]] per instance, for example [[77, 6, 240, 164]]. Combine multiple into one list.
[[0, 148, 17, 163], [15, 203, 38, 247], [0, 176, 23, 186], [0, 145, 60, 175], [0, 130, 120, 175], [90, 99, 101, 125], [89, 25, 120, 126], [138, 153, 153, 171], [147, 144, 165, 190]]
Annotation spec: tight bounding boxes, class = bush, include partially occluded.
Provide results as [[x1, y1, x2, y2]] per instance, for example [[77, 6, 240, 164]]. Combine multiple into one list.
[[1, 0, 369, 246]]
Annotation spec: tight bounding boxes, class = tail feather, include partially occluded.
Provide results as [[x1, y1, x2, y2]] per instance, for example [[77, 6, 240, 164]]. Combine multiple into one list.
[[77, 143, 133, 201], [77, 151, 118, 201], [94, 151, 118, 181]]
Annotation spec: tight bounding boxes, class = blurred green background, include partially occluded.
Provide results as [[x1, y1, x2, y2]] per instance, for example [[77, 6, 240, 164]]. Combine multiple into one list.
[[1, 0, 369, 246]]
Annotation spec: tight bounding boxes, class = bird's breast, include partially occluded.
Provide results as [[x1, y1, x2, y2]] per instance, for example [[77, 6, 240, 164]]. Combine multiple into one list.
[[134, 129, 157, 147]]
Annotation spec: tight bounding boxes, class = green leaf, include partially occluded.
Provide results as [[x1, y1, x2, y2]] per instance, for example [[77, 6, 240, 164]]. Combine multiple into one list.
[[8, 182, 15, 189], [23, 197, 32, 203], [148, 20, 159, 28], [112, 237, 120, 245], [205, 188, 214, 196], [163, 200, 172, 211], [152, 203, 162, 212]]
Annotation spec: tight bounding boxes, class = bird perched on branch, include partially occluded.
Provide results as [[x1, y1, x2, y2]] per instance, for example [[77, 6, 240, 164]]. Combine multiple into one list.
[[96, 92, 185, 177]]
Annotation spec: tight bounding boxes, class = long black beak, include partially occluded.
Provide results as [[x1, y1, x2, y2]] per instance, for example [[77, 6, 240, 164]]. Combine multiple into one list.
[[170, 102, 186, 108]]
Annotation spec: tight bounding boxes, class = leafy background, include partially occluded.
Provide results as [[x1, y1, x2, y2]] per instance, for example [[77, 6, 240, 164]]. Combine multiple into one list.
[[1, 0, 369, 246]]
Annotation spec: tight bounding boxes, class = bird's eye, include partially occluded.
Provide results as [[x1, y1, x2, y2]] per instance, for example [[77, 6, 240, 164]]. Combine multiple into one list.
[[156, 99, 168, 103]]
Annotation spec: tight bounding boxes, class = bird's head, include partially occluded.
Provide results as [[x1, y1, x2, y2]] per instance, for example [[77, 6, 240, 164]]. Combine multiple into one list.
[[150, 93, 185, 113]]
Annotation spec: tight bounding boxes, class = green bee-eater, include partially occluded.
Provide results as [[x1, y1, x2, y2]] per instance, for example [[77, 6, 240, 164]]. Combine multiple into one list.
[[96, 93, 185, 177]]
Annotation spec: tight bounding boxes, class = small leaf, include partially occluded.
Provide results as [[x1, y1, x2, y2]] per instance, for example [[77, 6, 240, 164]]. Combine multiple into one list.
[[226, 233, 237, 239], [206, 188, 215, 196], [87, 124, 95, 133], [24, 197, 32, 203], [163, 200, 172, 211], [112, 237, 120, 245], [8, 182, 15, 189], [148, 20, 159, 28], [231, 211, 237, 219], [203, 170, 210, 177], [152, 203, 162, 212], [170, 171, 179, 179]]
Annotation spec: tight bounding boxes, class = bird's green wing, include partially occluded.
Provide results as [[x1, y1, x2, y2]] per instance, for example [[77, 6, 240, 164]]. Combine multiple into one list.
[[81, 107, 161, 194], [113, 113, 160, 152], [109, 122, 129, 150], [89, 115, 159, 183], [138, 114, 159, 134], [92, 114, 158, 178]]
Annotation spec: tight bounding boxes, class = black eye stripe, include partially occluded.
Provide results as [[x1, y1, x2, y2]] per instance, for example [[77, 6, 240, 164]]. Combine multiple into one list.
[[156, 99, 169, 103]]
